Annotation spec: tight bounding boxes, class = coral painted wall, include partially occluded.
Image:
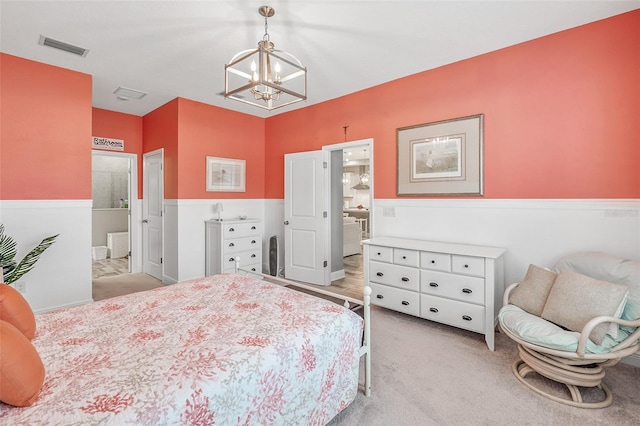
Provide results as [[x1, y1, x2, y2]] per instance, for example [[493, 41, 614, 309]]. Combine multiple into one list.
[[92, 108, 144, 198], [176, 99, 265, 199], [264, 10, 640, 199], [142, 98, 264, 199], [0, 54, 92, 200]]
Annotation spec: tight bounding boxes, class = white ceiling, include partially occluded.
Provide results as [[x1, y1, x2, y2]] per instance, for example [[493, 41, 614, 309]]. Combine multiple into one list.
[[1, 1, 637, 118]]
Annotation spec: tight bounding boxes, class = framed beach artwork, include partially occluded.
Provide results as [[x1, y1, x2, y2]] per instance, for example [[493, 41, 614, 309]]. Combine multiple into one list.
[[397, 114, 484, 196], [206, 156, 246, 192]]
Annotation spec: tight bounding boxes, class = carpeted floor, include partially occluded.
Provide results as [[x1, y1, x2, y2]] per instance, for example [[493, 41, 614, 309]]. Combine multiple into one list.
[[92, 273, 164, 301], [329, 306, 640, 426]]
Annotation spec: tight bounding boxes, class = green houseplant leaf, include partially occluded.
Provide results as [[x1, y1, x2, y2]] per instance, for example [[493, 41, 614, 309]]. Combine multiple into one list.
[[1, 224, 58, 285]]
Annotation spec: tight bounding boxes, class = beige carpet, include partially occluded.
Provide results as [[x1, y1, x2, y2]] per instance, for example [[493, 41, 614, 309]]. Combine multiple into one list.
[[92, 273, 164, 301], [329, 306, 640, 425]]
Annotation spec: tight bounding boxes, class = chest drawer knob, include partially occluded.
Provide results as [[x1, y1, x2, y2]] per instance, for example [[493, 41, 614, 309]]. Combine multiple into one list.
[[401, 301, 410, 306], [251, 267, 256, 271], [462, 315, 473, 321], [462, 288, 472, 294], [229, 242, 235, 247], [401, 277, 409, 282], [251, 226, 256, 230], [402, 255, 407, 260], [376, 294, 384, 299], [464, 264, 469, 268], [429, 282, 439, 287], [251, 240, 257, 244], [376, 272, 384, 277], [229, 257, 235, 262], [431, 260, 436, 264], [251, 254, 256, 258], [377, 252, 381, 256], [229, 227, 235, 232], [430, 307, 438, 313]]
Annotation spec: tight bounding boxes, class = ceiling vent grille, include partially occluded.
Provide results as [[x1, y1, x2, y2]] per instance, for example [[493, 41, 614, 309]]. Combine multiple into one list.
[[38, 35, 89, 57], [113, 86, 148, 100]]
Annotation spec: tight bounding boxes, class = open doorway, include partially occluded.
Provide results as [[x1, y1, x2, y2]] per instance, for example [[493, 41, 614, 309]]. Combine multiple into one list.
[[91, 151, 137, 279], [323, 138, 373, 299]]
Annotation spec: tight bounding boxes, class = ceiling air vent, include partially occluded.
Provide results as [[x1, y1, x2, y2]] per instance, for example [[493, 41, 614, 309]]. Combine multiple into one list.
[[113, 86, 148, 100], [38, 35, 89, 57]]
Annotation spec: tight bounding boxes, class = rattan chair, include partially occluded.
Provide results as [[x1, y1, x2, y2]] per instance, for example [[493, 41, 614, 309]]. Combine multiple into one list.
[[499, 252, 640, 408]]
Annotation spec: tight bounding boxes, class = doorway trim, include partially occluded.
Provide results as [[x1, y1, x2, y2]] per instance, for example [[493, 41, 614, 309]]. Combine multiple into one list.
[[322, 138, 374, 280], [91, 150, 139, 273]]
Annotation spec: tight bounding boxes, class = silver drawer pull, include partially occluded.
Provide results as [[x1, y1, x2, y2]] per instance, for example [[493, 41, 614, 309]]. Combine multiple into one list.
[[376, 272, 384, 277], [462, 288, 472, 294], [401, 301, 410, 306], [376, 294, 384, 299], [430, 307, 438, 313], [429, 282, 438, 287], [462, 315, 472, 321], [401, 277, 409, 282], [229, 242, 235, 247], [229, 227, 235, 232]]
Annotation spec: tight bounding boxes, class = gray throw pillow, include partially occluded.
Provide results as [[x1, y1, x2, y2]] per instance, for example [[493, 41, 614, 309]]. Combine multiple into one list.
[[509, 264, 557, 316], [541, 271, 629, 345]]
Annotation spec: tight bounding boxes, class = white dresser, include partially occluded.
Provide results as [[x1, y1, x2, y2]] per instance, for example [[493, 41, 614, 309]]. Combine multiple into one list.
[[205, 219, 262, 276], [363, 237, 505, 351]]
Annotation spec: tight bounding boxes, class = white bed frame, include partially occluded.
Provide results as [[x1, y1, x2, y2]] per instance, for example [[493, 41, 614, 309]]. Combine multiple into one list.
[[235, 260, 372, 397]]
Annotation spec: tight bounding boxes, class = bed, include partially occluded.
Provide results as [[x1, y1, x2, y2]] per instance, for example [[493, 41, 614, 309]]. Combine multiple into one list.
[[0, 272, 371, 425]]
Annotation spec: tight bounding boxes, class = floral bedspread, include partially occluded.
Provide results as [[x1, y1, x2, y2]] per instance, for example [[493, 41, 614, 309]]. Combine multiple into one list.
[[0, 274, 363, 425]]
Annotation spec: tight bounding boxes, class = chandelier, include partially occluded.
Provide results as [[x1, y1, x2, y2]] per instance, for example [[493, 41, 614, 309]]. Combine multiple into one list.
[[224, 6, 307, 111]]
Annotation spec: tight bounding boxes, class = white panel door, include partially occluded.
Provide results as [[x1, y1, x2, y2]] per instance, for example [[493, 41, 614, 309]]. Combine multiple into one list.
[[143, 150, 163, 280], [284, 151, 329, 285]]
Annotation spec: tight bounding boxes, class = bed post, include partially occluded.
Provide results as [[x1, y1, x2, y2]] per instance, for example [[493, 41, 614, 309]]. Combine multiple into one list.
[[363, 285, 372, 397]]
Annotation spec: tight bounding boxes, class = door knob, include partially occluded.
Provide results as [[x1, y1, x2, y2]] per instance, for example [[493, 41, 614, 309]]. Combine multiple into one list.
[[284, 221, 290, 225], [142, 219, 149, 223]]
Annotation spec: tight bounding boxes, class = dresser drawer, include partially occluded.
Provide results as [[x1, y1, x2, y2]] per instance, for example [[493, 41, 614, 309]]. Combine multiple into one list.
[[369, 245, 394, 263], [420, 295, 485, 334], [420, 270, 485, 305], [223, 236, 261, 254], [370, 283, 420, 316], [393, 248, 419, 267], [420, 251, 452, 272], [452, 255, 485, 277], [369, 261, 419, 291], [223, 222, 261, 238], [222, 249, 261, 270]]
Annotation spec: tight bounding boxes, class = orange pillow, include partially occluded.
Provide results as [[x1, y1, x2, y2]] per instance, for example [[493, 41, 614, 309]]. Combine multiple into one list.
[[0, 284, 36, 339], [0, 320, 45, 406]]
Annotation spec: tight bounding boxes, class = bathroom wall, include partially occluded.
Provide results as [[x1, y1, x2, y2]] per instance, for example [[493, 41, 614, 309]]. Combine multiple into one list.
[[91, 155, 129, 246]]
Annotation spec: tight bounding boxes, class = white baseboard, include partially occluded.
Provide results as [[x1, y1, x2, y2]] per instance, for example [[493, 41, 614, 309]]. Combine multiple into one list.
[[34, 298, 94, 314], [622, 353, 640, 368]]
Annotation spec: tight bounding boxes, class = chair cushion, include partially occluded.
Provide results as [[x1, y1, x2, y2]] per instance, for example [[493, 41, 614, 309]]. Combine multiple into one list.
[[508, 264, 557, 316], [499, 304, 630, 355], [540, 271, 628, 345]]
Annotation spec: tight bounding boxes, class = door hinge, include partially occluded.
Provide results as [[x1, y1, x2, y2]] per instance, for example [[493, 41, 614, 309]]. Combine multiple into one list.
[[323, 211, 327, 218], [323, 161, 328, 169], [160, 257, 163, 264], [323, 260, 328, 268]]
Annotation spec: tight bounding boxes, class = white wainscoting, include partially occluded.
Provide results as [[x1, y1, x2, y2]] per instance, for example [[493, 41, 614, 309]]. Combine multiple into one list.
[[0, 200, 94, 313], [164, 199, 267, 283]]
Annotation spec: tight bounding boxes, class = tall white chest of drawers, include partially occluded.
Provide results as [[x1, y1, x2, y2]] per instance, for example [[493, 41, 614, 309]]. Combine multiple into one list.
[[205, 219, 262, 275], [364, 237, 505, 351]]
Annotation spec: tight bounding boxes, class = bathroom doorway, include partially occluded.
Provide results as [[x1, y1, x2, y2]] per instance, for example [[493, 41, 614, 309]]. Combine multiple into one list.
[[91, 151, 137, 279]]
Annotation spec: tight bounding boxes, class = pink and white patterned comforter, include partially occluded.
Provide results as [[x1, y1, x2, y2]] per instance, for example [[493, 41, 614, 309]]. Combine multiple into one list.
[[0, 274, 364, 425]]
